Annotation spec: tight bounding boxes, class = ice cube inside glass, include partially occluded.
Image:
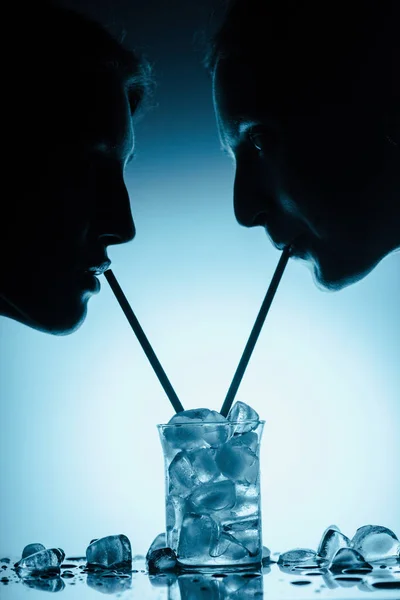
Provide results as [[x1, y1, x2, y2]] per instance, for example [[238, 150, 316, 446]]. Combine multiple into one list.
[[158, 417, 264, 569]]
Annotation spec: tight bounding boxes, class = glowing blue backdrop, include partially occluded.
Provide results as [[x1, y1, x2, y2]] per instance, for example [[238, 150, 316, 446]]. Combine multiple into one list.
[[0, 0, 399, 560]]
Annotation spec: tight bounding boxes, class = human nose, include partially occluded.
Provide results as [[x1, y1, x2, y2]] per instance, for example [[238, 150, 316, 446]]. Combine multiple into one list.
[[96, 177, 135, 246], [233, 154, 279, 228]]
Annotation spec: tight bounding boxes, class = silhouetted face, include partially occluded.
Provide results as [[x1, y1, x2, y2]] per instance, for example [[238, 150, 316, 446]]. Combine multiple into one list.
[[213, 56, 398, 289], [2, 72, 135, 333]]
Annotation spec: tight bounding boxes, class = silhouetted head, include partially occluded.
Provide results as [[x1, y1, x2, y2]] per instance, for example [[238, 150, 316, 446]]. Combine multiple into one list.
[[1, 2, 152, 334], [208, 0, 399, 289]]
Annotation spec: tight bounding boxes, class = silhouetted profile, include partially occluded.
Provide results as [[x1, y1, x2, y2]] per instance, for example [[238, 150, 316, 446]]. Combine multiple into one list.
[[1, 2, 151, 334], [207, 0, 399, 289]]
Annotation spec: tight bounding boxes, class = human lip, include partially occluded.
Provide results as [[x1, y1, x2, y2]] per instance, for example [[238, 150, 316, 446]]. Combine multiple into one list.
[[264, 228, 309, 258], [83, 260, 111, 276], [76, 259, 111, 293], [79, 271, 101, 293]]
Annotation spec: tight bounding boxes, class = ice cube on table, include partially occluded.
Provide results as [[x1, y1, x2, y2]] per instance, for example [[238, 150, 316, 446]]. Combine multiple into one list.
[[21, 543, 46, 559], [216, 436, 259, 484], [146, 532, 178, 573], [146, 533, 166, 558], [278, 548, 317, 564], [147, 547, 177, 574], [165, 409, 229, 450], [178, 514, 218, 560], [86, 534, 131, 569], [329, 548, 371, 573], [227, 401, 259, 434], [188, 480, 236, 513], [317, 525, 351, 561], [351, 525, 400, 562], [262, 546, 271, 564], [16, 548, 65, 572]]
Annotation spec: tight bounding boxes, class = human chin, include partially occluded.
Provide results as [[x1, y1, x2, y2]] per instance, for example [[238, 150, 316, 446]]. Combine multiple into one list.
[[16, 292, 90, 335], [37, 269, 101, 334], [310, 250, 376, 292]]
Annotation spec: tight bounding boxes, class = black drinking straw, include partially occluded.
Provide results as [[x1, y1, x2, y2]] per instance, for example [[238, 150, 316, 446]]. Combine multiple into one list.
[[220, 246, 292, 417], [104, 269, 184, 414]]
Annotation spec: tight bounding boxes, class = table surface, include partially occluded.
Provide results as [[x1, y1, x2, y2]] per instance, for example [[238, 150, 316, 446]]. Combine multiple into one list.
[[1, 555, 399, 599]]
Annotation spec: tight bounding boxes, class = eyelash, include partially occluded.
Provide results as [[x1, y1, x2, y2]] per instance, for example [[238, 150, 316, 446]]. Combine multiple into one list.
[[248, 128, 280, 154], [248, 132, 264, 151]]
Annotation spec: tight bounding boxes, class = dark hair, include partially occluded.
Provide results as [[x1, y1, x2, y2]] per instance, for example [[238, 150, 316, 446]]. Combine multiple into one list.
[[205, 0, 398, 140], [8, 1, 153, 130], [205, 0, 398, 86]]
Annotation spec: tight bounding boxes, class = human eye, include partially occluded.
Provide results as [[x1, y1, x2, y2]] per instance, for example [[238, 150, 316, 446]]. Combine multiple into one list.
[[248, 126, 280, 154]]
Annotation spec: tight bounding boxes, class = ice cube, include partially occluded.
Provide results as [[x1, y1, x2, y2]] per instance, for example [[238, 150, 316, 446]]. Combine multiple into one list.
[[236, 431, 259, 452], [188, 480, 236, 513], [187, 448, 220, 483], [166, 495, 185, 549], [147, 547, 177, 574], [16, 548, 65, 572], [210, 532, 249, 560], [165, 409, 229, 450], [209, 532, 232, 557], [227, 401, 259, 434], [168, 451, 199, 496], [351, 525, 400, 562], [317, 526, 351, 561], [86, 534, 131, 569], [170, 409, 222, 425], [321, 570, 340, 589], [329, 548, 371, 573], [216, 437, 259, 484], [146, 533, 166, 558], [278, 548, 317, 564], [21, 543, 46, 559], [262, 546, 271, 564], [145, 532, 177, 573], [223, 517, 260, 556], [230, 483, 259, 519], [178, 514, 218, 560]]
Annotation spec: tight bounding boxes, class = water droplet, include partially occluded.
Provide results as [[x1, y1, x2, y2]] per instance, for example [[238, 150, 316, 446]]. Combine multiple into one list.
[[343, 567, 372, 574], [372, 581, 400, 590]]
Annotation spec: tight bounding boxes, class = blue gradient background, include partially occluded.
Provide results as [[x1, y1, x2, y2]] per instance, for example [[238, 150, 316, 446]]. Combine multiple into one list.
[[0, 0, 399, 558]]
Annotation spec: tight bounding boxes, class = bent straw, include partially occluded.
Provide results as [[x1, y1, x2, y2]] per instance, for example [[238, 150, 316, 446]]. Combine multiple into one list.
[[104, 269, 184, 414], [220, 246, 292, 417]]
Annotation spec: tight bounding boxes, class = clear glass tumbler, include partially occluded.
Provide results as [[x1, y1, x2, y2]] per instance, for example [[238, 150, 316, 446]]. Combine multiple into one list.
[[158, 419, 264, 569]]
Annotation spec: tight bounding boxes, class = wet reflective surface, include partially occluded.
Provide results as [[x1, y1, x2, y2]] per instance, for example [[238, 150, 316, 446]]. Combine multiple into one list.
[[1, 554, 399, 598]]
